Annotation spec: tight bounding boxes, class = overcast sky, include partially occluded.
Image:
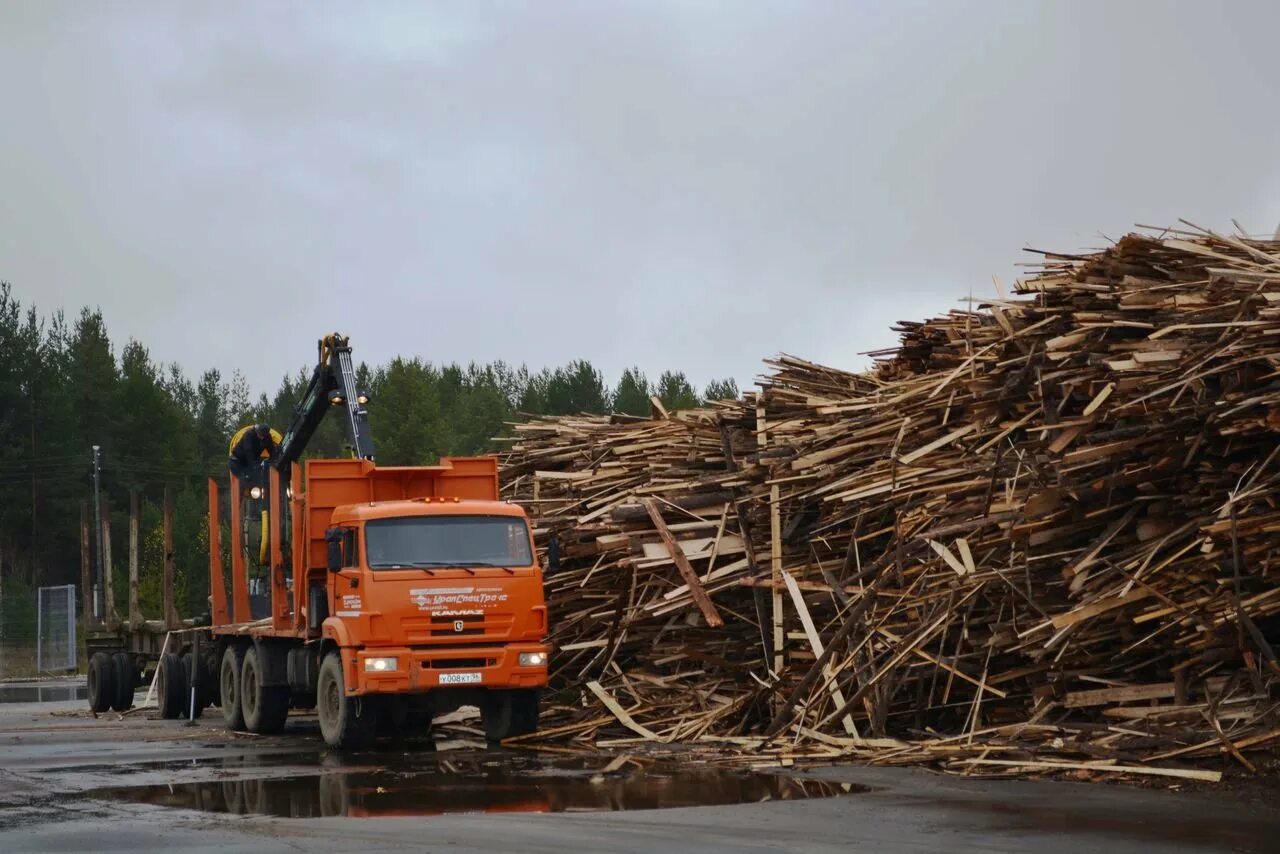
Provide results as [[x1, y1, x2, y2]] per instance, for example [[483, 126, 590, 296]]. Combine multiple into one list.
[[2, 1, 1279, 396]]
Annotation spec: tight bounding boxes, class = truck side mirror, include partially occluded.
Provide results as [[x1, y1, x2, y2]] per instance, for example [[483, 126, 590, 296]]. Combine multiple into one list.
[[547, 533, 561, 574], [325, 528, 344, 572]]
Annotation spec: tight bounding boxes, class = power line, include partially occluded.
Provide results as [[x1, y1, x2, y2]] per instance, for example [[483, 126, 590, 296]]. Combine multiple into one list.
[[0, 474, 88, 486], [0, 457, 87, 471]]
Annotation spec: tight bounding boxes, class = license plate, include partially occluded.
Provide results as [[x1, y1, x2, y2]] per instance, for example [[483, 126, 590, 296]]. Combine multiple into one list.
[[438, 672, 482, 685]]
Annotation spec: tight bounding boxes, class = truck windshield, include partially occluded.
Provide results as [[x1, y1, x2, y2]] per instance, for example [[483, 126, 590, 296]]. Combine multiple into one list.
[[365, 516, 533, 569]]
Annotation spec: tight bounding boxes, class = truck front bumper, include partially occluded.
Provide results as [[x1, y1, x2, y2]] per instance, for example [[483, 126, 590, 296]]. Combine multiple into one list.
[[349, 642, 549, 695]]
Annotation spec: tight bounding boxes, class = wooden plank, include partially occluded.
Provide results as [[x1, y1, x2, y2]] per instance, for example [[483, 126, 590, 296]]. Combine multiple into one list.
[[782, 570, 859, 739], [928, 540, 969, 576], [128, 490, 140, 628], [770, 484, 783, 674], [163, 486, 177, 629], [642, 499, 724, 627], [1082, 382, 1115, 416], [207, 478, 229, 627], [959, 758, 1221, 783], [586, 681, 660, 740], [1047, 588, 1152, 632], [897, 423, 976, 465], [101, 511, 116, 626], [1064, 682, 1176, 708]]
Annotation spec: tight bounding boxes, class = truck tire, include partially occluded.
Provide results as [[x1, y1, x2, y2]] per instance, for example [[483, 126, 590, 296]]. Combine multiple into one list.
[[220, 646, 246, 731], [182, 653, 204, 719], [157, 652, 188, 719], [482, 689, 540, 742], [241, 645, 289, 735], [316, 652, 373, 749], [110, 652, 136, 712], [87, 652, 115, 713]]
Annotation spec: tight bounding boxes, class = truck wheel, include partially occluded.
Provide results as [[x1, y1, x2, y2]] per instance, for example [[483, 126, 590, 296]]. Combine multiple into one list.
[[317, 652, 373, 749], [157, 652, 188, 719], [241, 646, 288, 734], [110, 652, 137, 711], [182, 653, 204, 719], [87, 652, 115, 713], [482, 689, 540, 742], [220, 646, 246, 730]]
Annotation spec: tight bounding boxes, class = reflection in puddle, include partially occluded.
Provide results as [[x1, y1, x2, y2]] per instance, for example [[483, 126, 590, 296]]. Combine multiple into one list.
[[90, 754, 857, 818], [0, 682, 87, 703]]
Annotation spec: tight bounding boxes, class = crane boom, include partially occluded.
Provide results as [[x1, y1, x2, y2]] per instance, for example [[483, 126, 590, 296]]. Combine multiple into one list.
[[276, 333, 374, 477]]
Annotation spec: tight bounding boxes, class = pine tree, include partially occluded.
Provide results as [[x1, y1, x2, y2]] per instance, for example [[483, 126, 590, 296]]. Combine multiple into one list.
[[703, 378, 740, 402], [657, 370, 700, 411], [544, 360, 608, 414], [611, 367, 652, 416], [374, 357, 444, 465]]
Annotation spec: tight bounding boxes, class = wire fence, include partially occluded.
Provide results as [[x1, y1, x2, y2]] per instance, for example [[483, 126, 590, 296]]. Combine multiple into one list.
[[37, 585, 77, 673], [1, 581, 81, 679]]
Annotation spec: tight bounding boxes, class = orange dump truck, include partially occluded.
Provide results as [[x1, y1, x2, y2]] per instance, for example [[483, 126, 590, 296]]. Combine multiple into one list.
[[149, 335, 549, 747]]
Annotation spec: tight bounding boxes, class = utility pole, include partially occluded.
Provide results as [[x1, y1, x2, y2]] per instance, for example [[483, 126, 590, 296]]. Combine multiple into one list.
[[92, 445, 103, 621]]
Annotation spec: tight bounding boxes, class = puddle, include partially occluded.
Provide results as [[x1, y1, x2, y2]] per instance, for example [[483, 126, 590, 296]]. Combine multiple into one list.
[[0, 682, 87, 703], [88, 753, 858, 818]]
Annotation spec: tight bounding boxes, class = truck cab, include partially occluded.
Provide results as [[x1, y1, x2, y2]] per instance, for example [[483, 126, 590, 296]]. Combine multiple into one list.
[[321, 498, 548, 720], [300, 457, 548, 747]]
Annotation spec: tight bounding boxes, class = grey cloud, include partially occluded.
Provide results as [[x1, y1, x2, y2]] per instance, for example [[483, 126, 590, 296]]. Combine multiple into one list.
[[2, 0, 1278, 394]]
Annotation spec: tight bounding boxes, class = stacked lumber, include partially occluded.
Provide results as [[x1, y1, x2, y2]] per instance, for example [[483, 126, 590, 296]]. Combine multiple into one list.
[[501, 226, 1280, 781]]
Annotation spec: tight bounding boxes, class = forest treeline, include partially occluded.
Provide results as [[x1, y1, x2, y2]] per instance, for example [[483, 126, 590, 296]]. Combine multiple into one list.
[[0, 283, 739, 621]]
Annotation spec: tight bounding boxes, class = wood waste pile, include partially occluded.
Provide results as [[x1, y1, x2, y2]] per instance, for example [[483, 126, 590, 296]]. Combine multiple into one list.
[[498, 225, 1280, 782]]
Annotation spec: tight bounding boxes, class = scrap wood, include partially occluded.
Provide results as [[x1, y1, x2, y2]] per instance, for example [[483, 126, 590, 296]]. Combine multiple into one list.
[[956, 759, 1223, 783], [586, 680, 661, 741], [499, 226, 1280, 782], [643, 498, 724, 627]]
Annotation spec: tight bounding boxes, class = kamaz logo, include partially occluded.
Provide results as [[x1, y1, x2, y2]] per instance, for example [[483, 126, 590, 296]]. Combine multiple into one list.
[[453, 620, 465, 633]]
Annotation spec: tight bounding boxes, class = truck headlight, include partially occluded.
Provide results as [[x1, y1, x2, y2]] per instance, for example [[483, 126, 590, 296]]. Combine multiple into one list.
[[518, 652, 547, 667], [248, 486, 263, 500], [364, 657, 399, 672]]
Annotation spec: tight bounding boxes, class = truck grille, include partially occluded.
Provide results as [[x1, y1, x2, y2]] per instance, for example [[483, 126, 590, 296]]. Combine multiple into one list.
[[422, 657, 493, 670], [403, 613, 515, 643]]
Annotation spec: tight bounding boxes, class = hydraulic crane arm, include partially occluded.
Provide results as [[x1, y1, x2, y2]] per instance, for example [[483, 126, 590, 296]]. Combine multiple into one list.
[[276, 333, 375, 476]]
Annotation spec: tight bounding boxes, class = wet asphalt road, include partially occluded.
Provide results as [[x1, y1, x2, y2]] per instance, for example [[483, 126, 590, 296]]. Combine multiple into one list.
[[1, 683, 1278, 853]]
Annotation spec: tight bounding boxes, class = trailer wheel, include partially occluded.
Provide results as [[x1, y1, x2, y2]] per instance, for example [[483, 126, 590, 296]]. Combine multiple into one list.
[[87, 652, 115, 713], [157, 652, 188, 719], [182, 653, 204, 719], [220, 646, 246, 731], [110, 652, 137, 712], [482, 689, 540, 742], [241, 646, 288, 734], [316, 652, 373, 749]]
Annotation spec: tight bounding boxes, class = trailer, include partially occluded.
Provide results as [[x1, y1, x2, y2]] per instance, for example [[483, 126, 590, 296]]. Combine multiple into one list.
[[82, 486, 206, 715]]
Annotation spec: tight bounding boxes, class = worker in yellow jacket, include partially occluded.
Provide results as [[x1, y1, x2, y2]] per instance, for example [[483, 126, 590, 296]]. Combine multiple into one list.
[[228, 424, 283, 482]]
